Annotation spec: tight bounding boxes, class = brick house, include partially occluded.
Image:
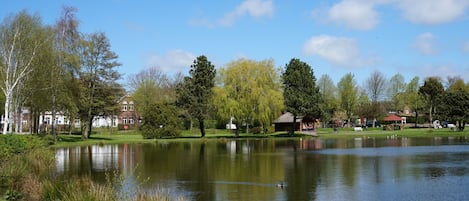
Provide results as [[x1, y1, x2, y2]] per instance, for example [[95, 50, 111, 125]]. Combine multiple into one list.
[[117, 94, 140, 129]]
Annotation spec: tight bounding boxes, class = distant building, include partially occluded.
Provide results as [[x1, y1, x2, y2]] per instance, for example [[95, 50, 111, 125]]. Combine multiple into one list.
[[273, 112, 317, 132], [117, 94, 140, 129]]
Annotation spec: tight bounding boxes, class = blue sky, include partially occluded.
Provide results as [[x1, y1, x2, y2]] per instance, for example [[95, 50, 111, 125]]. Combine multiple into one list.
[[2, 0, 469, 86]]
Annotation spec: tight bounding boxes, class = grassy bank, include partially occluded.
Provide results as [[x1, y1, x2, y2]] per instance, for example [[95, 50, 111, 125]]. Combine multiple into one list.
[[0, 134, 188, 201], [52, 127, 469, 148]]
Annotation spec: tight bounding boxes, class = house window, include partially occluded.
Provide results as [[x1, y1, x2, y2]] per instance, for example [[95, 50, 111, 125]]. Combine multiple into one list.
[[129, 101, 134, 111], [122, 101, 128, 111], [129, 116, 134, 124], [123, 116, 127, 124]]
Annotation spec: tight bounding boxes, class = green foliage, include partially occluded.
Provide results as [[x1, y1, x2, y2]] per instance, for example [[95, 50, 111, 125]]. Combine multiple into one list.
[[176, 55, 216, 137], [419, 77, 444, 123], [213, 58, 284, 135], [337, 73, 358, 123], [437, 90, 469, 131], [4, 189, 23, 201], [387, 73, 406, 110], [0, 135, 48, 160], [140, 102, 181, 139], [283, 58, 321, 118], [77, 32, 124, 138], [318, 74, 338, 125], [129, 67, 179, 112], [0, 10, 49, 134]]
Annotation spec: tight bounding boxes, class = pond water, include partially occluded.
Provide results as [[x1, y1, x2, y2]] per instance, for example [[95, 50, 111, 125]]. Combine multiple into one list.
[[55, 136, 469, 201]]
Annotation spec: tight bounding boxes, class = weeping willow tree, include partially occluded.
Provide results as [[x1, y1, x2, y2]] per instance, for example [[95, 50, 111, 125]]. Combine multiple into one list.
[[212, 58, 283, 136]]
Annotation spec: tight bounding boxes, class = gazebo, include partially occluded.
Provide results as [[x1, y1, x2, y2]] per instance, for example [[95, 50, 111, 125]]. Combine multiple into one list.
[[383, 114, 403, 130]]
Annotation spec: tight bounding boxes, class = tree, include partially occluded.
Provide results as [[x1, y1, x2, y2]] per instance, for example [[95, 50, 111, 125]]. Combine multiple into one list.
[[77, 32, 123, 139], [366, 70, 387, 102], [438, 90, 469, 131], [387, 73, 406, 111], [403, 76, 425, 128], [419, 77, 444, 126], [49, 6, 81, 139], [283, 58, 321, 135], [176, 55, 216, 138], [140, 102, 180, 138], [129, 66, 177, 111], [0, 11, 47, 134], [337, 73, 358, 127], [212, 58, 284, 136], [446, 76, 466, 92], [355, 89, 371, 123], [317, 74, 338, 127]]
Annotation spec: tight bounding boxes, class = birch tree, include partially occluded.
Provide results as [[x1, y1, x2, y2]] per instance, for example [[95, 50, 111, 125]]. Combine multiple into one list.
[[0, 11, 45, 134]]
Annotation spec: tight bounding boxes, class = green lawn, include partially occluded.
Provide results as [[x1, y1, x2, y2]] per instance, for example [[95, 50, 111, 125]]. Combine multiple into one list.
[[53, 127, 469, 147]]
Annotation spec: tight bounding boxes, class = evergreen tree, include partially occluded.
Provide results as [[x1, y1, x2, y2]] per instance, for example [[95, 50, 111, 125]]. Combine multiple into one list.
[[176, 55, 216, 137], [282, 58, 321, 135]]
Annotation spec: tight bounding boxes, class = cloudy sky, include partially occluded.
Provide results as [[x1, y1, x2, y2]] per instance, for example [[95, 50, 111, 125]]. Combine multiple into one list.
[[2, 0, 469, 85]]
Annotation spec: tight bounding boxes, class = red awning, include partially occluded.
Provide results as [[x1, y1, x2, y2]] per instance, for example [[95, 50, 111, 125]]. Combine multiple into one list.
[[383, 114, 402, 121]]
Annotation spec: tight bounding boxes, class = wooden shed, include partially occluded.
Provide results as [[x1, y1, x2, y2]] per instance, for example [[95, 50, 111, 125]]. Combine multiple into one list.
[[273, 112, 316, 132]]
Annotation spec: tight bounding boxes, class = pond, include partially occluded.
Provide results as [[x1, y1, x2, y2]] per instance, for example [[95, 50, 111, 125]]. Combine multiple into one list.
[[55, 136, 469, 201]]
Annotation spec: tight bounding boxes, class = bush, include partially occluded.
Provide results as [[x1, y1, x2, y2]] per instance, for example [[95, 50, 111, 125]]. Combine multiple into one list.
[[251, 126, 263, 134], [140, 102, 181, 139], [1, 135, 26, 155]]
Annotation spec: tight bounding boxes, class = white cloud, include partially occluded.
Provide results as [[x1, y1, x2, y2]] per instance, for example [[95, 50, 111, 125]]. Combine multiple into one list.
[[412, 64, 469, 80], [413, 32, 438, 55], [302, 35, 376, 67], [218, 0, 274, 26], [313, 0, 469, 29], [145, 49, 196, 74], [190, 0, 274, 27], [325, 0, 379, 30], [463, 41, 469, 53], [397, 0, 469, 24]]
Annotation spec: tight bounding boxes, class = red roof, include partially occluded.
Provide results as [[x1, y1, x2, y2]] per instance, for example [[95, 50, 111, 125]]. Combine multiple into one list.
[[383, 114, 402, 121]]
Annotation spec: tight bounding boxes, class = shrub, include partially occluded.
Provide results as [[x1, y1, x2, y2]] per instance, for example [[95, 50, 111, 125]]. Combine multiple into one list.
[[251, 126, 263, 134], [140, 102, 181, 139]]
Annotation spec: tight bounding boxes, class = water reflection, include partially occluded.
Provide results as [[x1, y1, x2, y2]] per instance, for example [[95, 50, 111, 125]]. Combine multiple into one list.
[[55, 137, 469, 201]]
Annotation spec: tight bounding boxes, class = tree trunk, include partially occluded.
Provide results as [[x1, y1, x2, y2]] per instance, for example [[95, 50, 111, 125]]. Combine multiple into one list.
[[245, 123, 249, 134], [429, 105, 433, 128], [81, 120, 88, 139], [190, 119, 193, 133], [458, 121, 464, 131], [14, 103, 20, 133], [68, 115, 74, 135], [415, 111, 418, 128], [290, 115, 297, 136], [87, 117, 93, 138], [8, 109, 13, 134], [199, 118, 205, 138], [18, 106, 24, 134], [51, 96, 57, 140]]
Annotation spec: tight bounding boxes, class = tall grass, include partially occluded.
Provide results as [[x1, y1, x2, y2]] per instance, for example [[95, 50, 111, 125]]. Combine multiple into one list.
[[1, 134, 188, 201]]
